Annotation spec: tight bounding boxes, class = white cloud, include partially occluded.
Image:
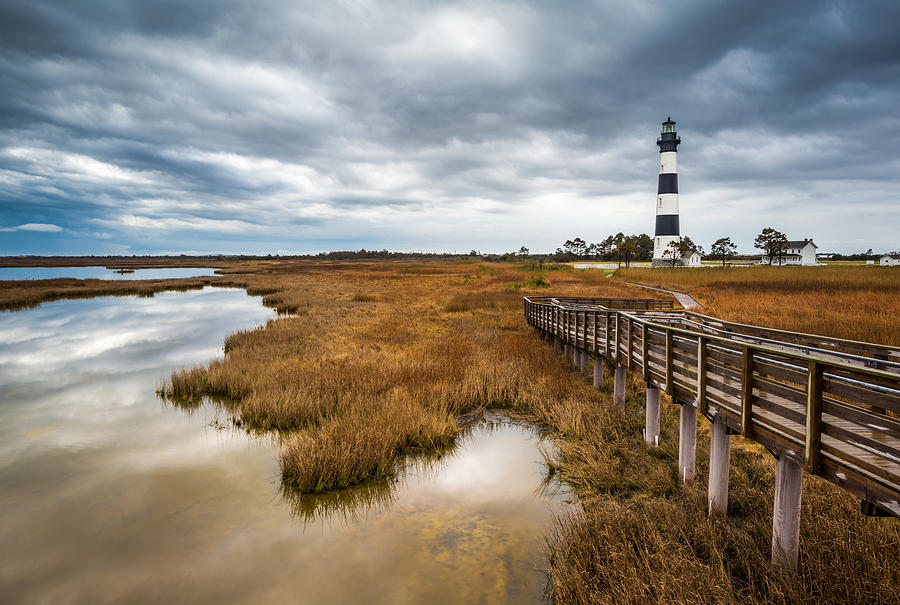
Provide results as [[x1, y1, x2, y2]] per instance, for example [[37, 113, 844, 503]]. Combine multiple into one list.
[[0, 223, 64, 232]]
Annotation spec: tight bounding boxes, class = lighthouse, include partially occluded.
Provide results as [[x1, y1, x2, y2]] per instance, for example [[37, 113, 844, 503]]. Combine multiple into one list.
[[652, 117, 682, 265]]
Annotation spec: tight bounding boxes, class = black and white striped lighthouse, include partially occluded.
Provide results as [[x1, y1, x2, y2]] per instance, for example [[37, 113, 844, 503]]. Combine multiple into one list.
[[652, 117, 682, 264]]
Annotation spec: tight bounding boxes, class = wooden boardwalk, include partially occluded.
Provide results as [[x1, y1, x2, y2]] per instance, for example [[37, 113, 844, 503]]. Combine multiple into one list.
[[523, 296, 900, 569]]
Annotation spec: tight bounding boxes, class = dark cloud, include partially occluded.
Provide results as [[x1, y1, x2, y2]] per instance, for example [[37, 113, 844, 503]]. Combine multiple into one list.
[[1, 0, 898, 255]]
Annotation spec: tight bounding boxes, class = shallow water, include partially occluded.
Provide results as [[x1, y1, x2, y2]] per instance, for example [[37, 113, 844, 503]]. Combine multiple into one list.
[[0, 288, 570, 603], [0, 266, 217, 280]]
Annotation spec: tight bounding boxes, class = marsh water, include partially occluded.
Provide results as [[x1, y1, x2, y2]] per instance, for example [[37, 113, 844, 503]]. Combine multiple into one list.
[[0, 266, 218, 280], [0, 287, 570, 603]]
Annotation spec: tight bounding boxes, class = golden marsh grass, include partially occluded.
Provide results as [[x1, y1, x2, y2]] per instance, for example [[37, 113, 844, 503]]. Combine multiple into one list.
[[619, 265, 900, 345], [2, 258, 897, 603]]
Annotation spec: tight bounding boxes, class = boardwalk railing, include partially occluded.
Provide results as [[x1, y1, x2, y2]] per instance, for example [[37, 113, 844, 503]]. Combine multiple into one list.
[[523, 295, 900, 570]]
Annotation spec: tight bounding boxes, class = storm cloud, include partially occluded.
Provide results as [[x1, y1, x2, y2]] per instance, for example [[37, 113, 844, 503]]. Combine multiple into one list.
[[1, 0, 898, 254]]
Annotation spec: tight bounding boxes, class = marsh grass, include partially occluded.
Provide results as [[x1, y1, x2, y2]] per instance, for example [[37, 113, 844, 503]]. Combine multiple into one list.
[[619, 266, 900, 345], [4, 257, 896, 602], [444, 290, 523, 312], [511, 272, 551, 290], [155, 259, 900, 603], [0, 277, 221, 311]]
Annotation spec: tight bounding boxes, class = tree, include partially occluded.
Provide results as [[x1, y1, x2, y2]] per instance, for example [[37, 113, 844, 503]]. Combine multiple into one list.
[[572, 237, 587, 257], [754, 227, 788, 265], [598, 235, 616, 259], [630, 233, 654, 261], [518, 246, 529, 256], [616, 240, 635, 267], [661, 238, 696, 267], [562, 238, 587, 258], [710, 237, 738, 267], [661, 240, 680, 267]]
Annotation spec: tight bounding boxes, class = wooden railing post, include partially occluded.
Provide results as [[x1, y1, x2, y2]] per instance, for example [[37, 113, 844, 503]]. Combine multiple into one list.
[[665, 328, 674, 395], [575, 311, 582, 347], [805, 360, 823, 474], [614, 312, 621, 363], [627, 316, 634, 370], [741, 346, 754, 438], [573, 311, 580, 351], [605, 311, 611, 358], [582, 311, 587, 350], [642, 323, 649, 382], [697, 336, 708, 417]]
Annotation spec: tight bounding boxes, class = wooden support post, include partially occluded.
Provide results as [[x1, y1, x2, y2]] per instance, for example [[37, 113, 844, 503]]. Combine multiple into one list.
[[772, 456, 803, 570], [645, 385, 660, 446], [708, 413, 731, 516], [805, 360, 823, 474], [580, 349, 591, 375], [554, 335, 562, 353], [593, 356, 604, 388], [678, 402, 697, 482], [573, 345, 579, 367], [614, 363, 626, 408], [741, 346, 754, 438]]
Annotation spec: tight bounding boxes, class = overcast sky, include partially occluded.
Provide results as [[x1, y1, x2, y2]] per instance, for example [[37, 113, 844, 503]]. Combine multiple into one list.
[[1, 0, 898, 255]]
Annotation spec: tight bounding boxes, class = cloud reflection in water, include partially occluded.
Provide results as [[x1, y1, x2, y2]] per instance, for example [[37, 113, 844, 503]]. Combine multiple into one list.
[[0, 290, 570, 604]]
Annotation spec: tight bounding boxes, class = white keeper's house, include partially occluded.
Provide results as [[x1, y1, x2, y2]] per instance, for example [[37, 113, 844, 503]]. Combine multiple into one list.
[[762, 239, 818, 266], [682, 248, 702, 266], [880, 254, 900, 266]]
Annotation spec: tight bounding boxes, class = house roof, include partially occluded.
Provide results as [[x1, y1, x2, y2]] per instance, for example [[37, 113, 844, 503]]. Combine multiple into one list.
[[882, 254, 900, 259], [786, 239, 816, 248]]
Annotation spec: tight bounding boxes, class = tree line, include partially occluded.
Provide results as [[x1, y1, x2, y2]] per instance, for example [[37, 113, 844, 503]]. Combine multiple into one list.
[[515, 226, 811, 267]]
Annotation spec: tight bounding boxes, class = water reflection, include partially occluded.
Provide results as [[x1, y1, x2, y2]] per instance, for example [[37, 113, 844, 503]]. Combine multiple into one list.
[[0, 266, 217, 280], [279, 413, 569, 528], [0, 289, 569, 604], [279, 412, 570, 604]]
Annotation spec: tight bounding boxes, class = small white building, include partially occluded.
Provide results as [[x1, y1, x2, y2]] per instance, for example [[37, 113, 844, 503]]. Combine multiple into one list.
[[656, 247, 701, 267], [762, 239, 818, 266], [682, 249, 702, 266], [880, 254, 900, 266]]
